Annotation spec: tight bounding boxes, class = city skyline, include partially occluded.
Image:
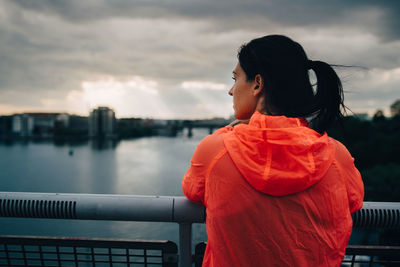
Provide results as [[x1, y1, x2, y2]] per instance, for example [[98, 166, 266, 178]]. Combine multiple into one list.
[[0, 106, 235, 121], [0, 1, 400, 119]]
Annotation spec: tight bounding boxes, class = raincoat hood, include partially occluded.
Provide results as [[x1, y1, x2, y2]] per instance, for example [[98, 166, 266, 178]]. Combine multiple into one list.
[[223, 111, 335, 196]]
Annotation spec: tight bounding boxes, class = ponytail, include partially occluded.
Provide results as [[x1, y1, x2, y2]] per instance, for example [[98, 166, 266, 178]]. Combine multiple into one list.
[[307, 60, 345, 134], [237, 35, 347, 134]]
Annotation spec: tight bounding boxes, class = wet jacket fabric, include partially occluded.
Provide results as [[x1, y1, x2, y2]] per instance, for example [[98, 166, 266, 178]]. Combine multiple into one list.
[[182, 111, 364, 267]]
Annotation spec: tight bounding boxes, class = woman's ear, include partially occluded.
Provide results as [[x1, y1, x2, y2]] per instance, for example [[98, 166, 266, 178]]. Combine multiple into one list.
[[253, 74, 263, 96]]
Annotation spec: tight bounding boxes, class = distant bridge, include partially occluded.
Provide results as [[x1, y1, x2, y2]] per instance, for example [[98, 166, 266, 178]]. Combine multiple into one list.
[[182, 121, 229, 136]]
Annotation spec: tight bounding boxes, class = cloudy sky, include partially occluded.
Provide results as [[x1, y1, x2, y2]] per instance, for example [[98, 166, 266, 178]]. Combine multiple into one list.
[[0, 0, 399, 119]]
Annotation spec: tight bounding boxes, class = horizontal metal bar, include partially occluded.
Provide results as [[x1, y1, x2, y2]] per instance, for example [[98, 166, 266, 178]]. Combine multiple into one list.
[[346, 245, 400, 256], [0, 192, 205, 223], [0, 235, 177, 252], [1, 192, 400, 229], [352, 202, 400, 229]]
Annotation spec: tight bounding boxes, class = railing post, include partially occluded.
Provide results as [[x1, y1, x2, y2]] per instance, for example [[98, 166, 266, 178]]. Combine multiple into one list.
[[179, 222, 192, 267]]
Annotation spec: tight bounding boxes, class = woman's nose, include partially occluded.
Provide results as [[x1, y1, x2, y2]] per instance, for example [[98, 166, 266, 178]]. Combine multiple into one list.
[[228, 87, 233, 96]]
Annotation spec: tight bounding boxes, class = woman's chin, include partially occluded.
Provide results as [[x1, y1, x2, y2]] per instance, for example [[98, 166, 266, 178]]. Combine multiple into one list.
[[235, 111, 255, 121], [235, 115, 250, 121]]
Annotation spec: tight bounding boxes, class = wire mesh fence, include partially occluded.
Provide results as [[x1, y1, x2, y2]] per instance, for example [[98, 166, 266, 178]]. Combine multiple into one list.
[[1, 236, 400, 266], [193, 243, 400, 267], [341, 245, 400, 267], [0, 235, 178, 267]]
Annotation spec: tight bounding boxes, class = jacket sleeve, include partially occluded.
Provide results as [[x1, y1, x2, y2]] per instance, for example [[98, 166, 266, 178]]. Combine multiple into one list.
[[335, 141, 364, 213], [182, 126, 231, 204]]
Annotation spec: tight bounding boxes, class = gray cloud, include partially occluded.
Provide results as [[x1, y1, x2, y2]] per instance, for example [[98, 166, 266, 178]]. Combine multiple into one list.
[[1, 0, 399, 117], [10, 0, 400, 39]]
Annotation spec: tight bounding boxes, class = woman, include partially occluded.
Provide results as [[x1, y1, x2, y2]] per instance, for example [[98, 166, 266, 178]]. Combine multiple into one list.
[[182, 35, 364, 267]]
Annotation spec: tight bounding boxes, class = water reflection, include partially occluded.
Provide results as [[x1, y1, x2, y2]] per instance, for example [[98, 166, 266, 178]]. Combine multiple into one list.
[[0, 129, 210, 244], [90, 139, 119, 150], [53, 138, 89, 147], [1, 138, 120, 150]]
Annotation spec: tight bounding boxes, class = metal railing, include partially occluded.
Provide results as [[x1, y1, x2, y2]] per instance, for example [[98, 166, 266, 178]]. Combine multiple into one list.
[[0, 193, 205, 267], [0, 235, 178, 266], [0, 192, 399, 266], [192, 242, 400, 267], [342, 245, 400, 266]]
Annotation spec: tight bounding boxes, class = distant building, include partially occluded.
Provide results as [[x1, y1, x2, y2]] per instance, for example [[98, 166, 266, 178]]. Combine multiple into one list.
[[8, 113, 75, 138], [89, 107, 116, 138], [117, 118, 143, 132], [53, 114, 89, 137], [0, 116, 12, 137], [56, 113, 70, 128], [117, 118, 149, 138], [30, 113, 55, 137], [1, 112, 89, 138], [12, 114, 34, 137], [68, 115, 89, 136]]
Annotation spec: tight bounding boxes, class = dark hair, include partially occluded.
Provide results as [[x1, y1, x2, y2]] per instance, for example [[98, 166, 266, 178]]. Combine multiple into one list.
[[237, 35, 345, 133]]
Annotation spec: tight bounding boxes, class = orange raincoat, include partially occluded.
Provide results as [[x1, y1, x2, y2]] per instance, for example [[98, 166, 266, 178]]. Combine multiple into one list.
[[182, 111, 364, 267]]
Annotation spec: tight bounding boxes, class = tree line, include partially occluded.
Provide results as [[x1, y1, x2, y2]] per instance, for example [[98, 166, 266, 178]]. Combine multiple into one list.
[[328, 111, 400, 202]]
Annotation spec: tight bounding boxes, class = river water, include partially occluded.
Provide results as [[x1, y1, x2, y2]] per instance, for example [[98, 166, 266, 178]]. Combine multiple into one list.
[[0, 129, 209, 246], [0, 128, 372, 248]]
